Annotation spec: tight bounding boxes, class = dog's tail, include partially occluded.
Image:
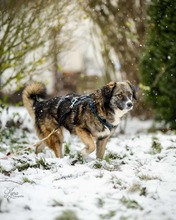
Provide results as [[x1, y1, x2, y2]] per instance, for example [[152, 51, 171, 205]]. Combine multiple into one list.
[[22, 82, 46, 120]]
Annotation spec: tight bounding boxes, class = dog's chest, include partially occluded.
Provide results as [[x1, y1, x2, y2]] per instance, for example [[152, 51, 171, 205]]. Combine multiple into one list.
[[94, 110, 124, 138], [94, 127, 111, 138], [111, 109, 127, 126]]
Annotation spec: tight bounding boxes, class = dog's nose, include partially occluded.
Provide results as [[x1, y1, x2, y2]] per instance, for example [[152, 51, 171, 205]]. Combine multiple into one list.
[[127, 102, 133, 108]]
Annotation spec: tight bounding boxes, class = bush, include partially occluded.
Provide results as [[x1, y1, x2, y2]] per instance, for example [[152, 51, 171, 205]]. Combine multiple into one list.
[[140, 0, 176, 129]]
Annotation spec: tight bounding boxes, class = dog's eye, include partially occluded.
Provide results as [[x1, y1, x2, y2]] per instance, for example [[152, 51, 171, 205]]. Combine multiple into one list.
[[117, 94, 123, 99]]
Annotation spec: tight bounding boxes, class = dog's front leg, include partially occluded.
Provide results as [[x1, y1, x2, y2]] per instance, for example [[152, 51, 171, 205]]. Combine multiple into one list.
[[75, 127, 96, 156], [96, 136, 109, 159]]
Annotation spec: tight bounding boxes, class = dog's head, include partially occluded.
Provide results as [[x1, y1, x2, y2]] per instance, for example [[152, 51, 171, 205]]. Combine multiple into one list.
[[102, 81, 137, 112]]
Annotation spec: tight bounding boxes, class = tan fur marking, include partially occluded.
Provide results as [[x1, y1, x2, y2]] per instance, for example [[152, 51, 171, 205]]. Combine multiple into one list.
[[96, 137, 109, 159]]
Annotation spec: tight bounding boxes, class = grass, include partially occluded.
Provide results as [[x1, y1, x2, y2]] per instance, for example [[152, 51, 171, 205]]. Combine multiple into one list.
[[70, 152, 84, 165], [92, 161, 117, 171], [0, 165, 11, 176], [138, 174, 161, 181], [16, 162, 32, 172], [76, 152, 84, 164], [36, 157, 51, 170], [0, 109, 31, 156], [55, 210, 79, 220], [22, 177, 36, 184], [0, 157, 53, 176], [119, 216, 130, 220], [104, 152, 126, 163], [97, 198, 105, 208], [95, 172, 104, 178], [151, 137, 162, 154], [16, 157, 52, 171], [104, 152, 119, 161], [64, 142, 71, 156], [120, 196, 143, 210], [110, 176, 125, 190], [63, 143, 85, 165], [51, 199, 64, 207], [128, 183, 147, 196], [128, 183, 141, 193], [0, 126, 31, 158], [100, 210, 116, 219], [93, 161, 102, 169], [167, 145, 176, 150]]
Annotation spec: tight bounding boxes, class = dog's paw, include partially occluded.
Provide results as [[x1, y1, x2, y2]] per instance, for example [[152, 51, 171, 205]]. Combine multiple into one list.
[[80, 148, 88, 156]]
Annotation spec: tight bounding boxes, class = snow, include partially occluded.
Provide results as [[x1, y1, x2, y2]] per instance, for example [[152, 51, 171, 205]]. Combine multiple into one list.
[[0, 107, 176, 220]]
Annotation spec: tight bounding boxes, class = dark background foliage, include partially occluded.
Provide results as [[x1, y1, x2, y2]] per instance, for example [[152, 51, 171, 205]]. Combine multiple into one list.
[[140, 0, 176, 128]]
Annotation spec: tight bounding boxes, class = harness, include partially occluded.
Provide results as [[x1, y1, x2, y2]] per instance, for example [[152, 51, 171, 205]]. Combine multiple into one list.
[[57, 95, 116, 131]]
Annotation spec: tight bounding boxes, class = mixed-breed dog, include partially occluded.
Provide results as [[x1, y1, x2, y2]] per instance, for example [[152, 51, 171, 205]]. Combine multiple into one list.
[[23, 81, 137, 160]]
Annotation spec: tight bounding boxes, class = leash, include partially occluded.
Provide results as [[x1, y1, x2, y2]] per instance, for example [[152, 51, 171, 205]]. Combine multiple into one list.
[[0, 128, 59, 160], [89, 100, 116, 131]]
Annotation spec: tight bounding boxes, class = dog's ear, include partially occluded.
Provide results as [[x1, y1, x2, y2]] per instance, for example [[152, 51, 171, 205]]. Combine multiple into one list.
[[126, 80, 137, 100], [101, 82, 116, 104]]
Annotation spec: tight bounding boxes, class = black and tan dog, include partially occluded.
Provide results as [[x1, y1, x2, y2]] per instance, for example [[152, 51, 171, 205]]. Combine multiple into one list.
[[23, 81, 136, 159]]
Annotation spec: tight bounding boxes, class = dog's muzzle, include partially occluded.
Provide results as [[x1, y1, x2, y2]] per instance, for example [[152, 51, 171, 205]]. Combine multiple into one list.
[[126, 101, 133, 110]]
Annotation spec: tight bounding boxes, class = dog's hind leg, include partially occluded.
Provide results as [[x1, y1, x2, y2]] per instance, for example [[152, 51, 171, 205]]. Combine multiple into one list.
[[44, 129, 63, 158], [75, 127, 96, 156], [96, 137, 109, 159]]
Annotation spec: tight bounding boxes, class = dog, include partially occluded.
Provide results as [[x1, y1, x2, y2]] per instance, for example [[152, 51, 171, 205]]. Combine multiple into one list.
[[23, 81, 136, 159]]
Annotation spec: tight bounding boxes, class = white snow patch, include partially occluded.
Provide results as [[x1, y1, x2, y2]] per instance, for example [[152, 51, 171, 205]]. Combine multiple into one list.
[[0, 107, 176, 220]]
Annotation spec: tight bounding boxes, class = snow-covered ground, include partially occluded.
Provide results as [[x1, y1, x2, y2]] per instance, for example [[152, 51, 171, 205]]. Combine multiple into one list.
[[0, 107, 176, 220]]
